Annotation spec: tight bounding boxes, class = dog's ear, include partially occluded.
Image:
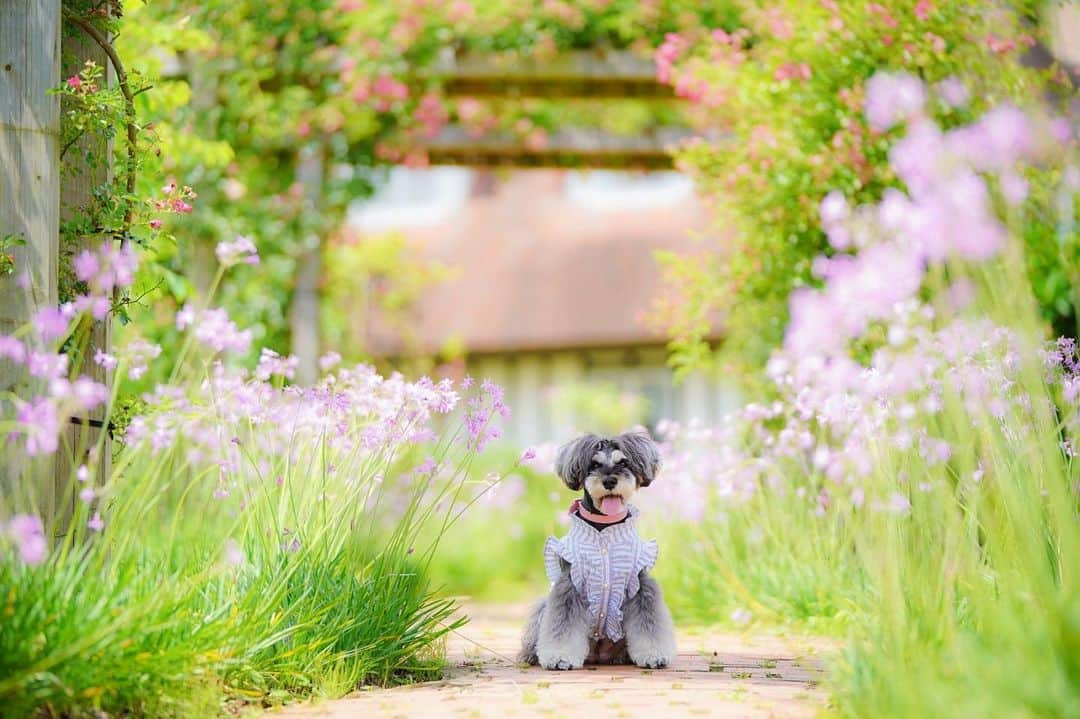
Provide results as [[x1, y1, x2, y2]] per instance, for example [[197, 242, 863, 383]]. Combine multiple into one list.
[[555, 434, 602, 491], [616, 431, 660, 487]]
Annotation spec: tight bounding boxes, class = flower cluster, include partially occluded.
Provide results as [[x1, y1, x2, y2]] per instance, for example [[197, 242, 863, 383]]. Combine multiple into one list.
[[215, 236, 259, 267], [788, 78, 1068, 357], [650, 75, 1078, 521]]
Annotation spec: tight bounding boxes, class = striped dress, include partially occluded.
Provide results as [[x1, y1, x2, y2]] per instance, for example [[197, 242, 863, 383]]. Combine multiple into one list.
[[544, 505, 659, 642]]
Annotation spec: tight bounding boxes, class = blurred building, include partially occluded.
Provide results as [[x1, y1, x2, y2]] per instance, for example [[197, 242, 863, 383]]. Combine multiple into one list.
[[347, 167, 739, 445]]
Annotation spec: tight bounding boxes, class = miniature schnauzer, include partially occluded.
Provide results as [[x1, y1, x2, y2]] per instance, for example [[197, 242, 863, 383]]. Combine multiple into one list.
[[519, 431, 677, 670]]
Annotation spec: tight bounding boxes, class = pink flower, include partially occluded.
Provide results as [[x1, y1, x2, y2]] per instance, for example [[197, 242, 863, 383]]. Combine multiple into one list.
[[0, 335, 26, 364], [520, 448, 537, 463], [66, 75, 82, 89], [914, 0, 933, 21], [7, 514, 47, 565], [319, 351, 342, 372], [71, 376, 108, 411], [27, 351, 68, 380], [819, 190, 849, 226], [79, 486, 94, 503], [73, 250, 99, 282], [93, 349, 117, 371], [887, 492, 911, 514], [224, 539, 245, 567], [175, 303, 195, 331], [149, 218, 163, 230], [935, 76, 969, 108], [16, 397, 60, 456], [865, 71, 926, 131], [34, 306, 69, 342], [76, 465, 90, 482], [1000, 172, 1029, 206], [192, 307, 252, 355], [215, 236, 259, 267], [256, 348, 298, 381], [87, 512, 104, 532]]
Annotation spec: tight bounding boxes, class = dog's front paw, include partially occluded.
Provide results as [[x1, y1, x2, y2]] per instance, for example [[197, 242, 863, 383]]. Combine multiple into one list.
[[630, 652, 669, 669], [634, 653, 670, 669], [541, 657, 582, 670]]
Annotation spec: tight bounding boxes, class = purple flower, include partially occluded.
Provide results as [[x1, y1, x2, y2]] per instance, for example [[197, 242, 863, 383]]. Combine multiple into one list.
[[175, 303, 195, 331], [7, 514, 47, 566], [87, 512, 104, 532], [319, 351, 342, 372], [999, 172, 1028, 206], [76, 465, 90, 482], [79, 487, 94, 503], [224, 539, 245, 567], [71, 377, 108, 411], [215, 235, 259, 267], [34, 307, 69, 342], [886, 492, 911, 514], [256, 348, 298, 381], [520, 448, 537, 463], [192, 307, 252, 355], [16, 397, 59, 456], [934, 76, 969, 108], [122, 339, 162, 379], [865, 71, 927, 131], [0, 336, 26, 364], [27, 351, 68, 380], [93, 349, 117, 371], [819, 191, 849, 226], [73, 250, 100, 282]]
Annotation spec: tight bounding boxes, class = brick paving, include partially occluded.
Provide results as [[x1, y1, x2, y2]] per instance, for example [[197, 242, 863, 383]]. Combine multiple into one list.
[[264, 603, 830, 719]]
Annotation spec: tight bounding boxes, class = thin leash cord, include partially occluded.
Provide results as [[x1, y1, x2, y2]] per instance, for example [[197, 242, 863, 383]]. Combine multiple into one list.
[[439, 621, 519, 665]]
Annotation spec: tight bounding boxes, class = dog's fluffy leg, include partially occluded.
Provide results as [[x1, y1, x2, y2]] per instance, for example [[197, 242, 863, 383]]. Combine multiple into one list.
[[535, 572, 590, 670], [518, 598, 546, 665], [623, 571, 677, 669]]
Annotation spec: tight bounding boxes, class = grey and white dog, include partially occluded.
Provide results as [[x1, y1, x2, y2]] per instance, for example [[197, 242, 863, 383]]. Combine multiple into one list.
[[519, 432, 677, 670]]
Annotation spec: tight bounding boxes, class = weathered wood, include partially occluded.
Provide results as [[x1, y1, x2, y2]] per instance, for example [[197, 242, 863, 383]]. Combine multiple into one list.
[[0, 1, 61, 504], [290, 143, 324, 385], [431, 49, 672, 99], [52, 15, 113, 534], [424, 126, 693, 170]]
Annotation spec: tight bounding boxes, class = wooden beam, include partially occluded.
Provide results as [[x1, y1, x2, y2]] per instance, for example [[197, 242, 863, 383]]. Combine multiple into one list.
[[0, 0, 61, 503], [55, 15, 114, 535], [430, 49, 673, 99], [423, 126, 693, 170]]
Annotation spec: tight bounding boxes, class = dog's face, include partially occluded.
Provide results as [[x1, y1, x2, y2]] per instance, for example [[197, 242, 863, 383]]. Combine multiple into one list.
[[554, 432, 660, 515]]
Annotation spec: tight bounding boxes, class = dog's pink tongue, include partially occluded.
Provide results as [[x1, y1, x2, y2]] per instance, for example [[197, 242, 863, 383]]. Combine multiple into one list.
[[600, 495, 625, 515]]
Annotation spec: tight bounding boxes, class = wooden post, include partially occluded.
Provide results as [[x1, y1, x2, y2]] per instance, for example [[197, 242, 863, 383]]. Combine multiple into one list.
[[52, 14, 113, 532], [0, 1, 61, 503], [290, 143, 324, 385]]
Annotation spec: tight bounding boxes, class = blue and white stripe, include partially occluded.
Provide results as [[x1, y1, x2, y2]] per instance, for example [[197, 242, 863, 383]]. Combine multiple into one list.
[[544, 505, 659, 642]]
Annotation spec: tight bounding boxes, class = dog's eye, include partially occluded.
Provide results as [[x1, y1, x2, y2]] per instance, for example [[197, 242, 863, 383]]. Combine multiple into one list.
[[588, 461, 600, 471]]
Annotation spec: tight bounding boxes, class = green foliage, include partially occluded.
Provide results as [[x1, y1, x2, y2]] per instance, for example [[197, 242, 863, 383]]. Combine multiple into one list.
[[661, 0, 1077, 373], [548, 381, 649, 436], [321, 230, 451, 362]]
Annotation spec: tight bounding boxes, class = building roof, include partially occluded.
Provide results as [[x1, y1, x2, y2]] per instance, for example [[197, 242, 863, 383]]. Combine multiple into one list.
[[357, 169, 717, 357]]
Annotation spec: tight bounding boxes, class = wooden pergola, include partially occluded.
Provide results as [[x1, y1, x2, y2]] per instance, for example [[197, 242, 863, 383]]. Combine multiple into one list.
[[424, 49, 688, 169]]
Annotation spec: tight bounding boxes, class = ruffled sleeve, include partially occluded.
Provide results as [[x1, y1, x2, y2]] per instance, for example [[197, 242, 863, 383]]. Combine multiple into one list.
[[626, 538, 659, 599], [544, 536, 572, 585]]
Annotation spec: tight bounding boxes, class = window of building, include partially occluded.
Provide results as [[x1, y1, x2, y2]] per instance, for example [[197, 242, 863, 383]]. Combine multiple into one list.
[[564, 170, 695, 212], [349, 166, 472, 232]]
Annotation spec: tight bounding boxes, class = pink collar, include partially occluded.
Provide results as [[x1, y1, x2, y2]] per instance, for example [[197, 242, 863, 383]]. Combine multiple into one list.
[[570, 499, 629, 525]]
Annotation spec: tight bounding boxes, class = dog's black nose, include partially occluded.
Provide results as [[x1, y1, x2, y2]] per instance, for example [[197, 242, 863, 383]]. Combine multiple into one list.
[[602, 477, 617, 490]]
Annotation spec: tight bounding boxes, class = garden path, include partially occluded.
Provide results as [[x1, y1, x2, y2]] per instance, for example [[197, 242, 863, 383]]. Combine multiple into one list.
[[265, 603, 831, 719]]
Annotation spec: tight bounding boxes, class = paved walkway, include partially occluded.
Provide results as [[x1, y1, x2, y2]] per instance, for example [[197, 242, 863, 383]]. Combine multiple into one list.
[[266, 603, 830, 719]]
